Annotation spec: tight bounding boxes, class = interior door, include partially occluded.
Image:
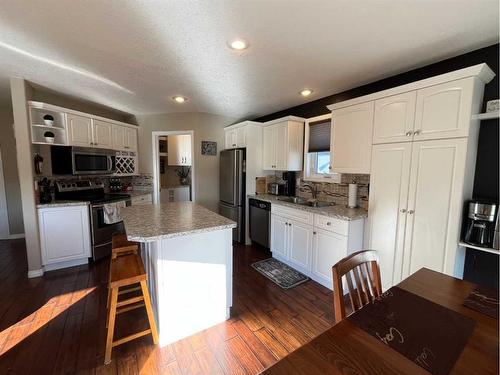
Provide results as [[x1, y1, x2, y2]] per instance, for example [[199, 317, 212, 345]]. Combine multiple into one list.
[[262, 126, 275, 169], [271, 214, 288, 259], [368, 142, 412, 289], [288, 220, 313, 272], [373, 91, 416, 144], [274, 123, 288, 170], [67, 113, 92, 147], [92, 120, 113, 149], [403, 138, 467, 278]]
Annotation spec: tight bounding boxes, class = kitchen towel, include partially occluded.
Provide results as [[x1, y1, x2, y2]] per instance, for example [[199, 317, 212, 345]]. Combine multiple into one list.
[[103, 201, 126, 224], [347, 286, 475, 375]]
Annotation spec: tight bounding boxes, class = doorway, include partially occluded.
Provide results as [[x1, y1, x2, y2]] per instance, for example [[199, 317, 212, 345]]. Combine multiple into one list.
[[152, 131, 195, 204], [0, 147, 10, 238]]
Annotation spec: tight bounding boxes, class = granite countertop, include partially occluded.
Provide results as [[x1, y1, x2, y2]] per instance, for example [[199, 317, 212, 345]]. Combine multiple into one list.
[[121, 202, 237, 242], [248, 194, 368, 221], [37, 200, 90, 208]]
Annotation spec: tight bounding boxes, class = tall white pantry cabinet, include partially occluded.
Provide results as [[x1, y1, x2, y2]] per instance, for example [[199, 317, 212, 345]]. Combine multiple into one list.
[[328, 64, 495, 290]]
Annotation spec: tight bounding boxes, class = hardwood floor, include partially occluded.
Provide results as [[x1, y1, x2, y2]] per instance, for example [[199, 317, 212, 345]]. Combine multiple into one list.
[[0, 239, 335, 374]]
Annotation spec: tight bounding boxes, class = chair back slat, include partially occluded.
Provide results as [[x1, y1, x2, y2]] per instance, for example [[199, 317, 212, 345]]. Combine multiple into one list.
[[331, 250, 382, 323]]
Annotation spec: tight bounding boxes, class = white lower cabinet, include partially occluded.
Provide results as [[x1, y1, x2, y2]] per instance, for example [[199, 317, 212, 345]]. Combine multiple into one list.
[[270, 206, 364, 289], [38, 204, 91, 270]]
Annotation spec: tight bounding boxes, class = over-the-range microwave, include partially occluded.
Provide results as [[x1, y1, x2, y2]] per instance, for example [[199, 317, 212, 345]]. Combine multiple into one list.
[[51, 146, 116, 175]]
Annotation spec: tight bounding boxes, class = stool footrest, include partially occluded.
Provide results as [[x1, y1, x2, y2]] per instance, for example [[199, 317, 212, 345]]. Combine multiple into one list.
[[118, 286, 141, 295], [117, 295, 144, 307], [112, 329, 152, 347], [116, 302, 145, 315]]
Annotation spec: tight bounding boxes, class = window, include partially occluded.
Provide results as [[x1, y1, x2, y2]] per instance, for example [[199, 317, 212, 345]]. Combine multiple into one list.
[[303, 114, 340, 183]]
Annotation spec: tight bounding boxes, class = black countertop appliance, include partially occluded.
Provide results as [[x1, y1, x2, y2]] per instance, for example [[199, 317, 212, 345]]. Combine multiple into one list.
[[282, 171, 296, 197]]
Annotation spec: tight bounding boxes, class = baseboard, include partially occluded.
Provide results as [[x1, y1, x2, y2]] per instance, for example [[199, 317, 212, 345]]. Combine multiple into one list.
[[0, 233, 25, 240], [43, 257, 89, 272], [27, 268, 44, 278]]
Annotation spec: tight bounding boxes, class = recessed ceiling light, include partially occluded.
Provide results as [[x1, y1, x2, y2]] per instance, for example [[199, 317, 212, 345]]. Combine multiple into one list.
[[228, 39, 249, 50], [172, 96, 187, 103], [300, 89, 313, 97]]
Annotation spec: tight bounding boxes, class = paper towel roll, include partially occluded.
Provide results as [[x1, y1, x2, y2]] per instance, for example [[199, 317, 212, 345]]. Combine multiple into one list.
[[348, 183, 358, 208]]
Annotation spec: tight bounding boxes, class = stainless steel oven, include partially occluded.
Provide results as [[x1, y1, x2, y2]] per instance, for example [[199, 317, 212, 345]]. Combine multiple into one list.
[[51, 146, 116, 175], [90, 198, 131, 261]]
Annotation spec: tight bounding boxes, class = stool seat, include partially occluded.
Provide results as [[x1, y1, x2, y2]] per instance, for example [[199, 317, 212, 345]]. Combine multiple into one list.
[[110, 253, 146, 289], [111, 233, 138, 258]]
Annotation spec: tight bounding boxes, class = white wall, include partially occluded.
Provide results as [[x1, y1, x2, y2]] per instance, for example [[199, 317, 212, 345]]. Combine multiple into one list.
[[0, 106, 24, 235], [135, 113, 237, 212]]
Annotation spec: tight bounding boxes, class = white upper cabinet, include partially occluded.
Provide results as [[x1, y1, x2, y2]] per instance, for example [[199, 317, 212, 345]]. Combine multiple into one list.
[[262, 117, 304, 171], [124, 126, 138, 152], [368, 143, 412, 290], [92, 119, 113, 149], [373, 91, 416, 144], [67, 113, 93, 147], [224, 126, 247, 149], [330, 101, 374, 174], [168, 134, 192, 166], [413, 78, 475, 141], [225, 130, 236, 149], [112, 124, 126, 150]]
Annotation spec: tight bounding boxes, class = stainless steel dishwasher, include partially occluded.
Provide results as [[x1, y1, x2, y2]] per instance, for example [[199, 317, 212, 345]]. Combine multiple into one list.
[[249, 198, 271, 248]]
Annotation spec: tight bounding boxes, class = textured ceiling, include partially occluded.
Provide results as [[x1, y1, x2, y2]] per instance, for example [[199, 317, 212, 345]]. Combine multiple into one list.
[[0, 0, 498, 119]]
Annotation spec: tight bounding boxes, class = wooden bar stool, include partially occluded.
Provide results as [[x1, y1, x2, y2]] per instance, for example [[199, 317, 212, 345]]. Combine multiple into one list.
[[105, 253, 159, 364]]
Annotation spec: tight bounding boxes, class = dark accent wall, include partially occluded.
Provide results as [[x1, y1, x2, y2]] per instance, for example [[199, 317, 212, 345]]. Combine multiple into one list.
[[255, 44, 499, 287]]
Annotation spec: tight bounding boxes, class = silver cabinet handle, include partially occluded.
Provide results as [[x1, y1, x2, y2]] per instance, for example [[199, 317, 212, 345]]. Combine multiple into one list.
[[400, 208, 407, 213], [408, 210, 414, 214], [326, 222, 331, 226], [413, 130, 421, 135], [313, 231, 317, 235], [405, 131, 413, 136]]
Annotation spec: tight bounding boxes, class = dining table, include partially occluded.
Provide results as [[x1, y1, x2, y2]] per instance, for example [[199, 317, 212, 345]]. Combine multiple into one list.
[[261, 268, 499, 375]]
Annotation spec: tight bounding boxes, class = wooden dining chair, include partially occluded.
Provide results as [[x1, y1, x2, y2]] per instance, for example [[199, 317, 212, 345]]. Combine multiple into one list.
[[331, 250, 382, 323]]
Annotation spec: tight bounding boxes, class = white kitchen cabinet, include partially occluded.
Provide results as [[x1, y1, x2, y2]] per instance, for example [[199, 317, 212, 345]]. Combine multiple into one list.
[[262, 116, 304, 171], [330, 101, 374, 174], [160, 187, 190, 203], [271, 214, 288, 259], [67, 113, 93, 147], [124, 126, 138, 152], [270, 205, 364, 289], [224, 126, 247, 149], [168, 135, 192, 166], [38, 204, 91, 270], [413, 78, 476, 141], [113, 124, 138, 152], [311, 229, 348, 287], [368, 143, 412, 290], [373, 91, 416, 144], [403, 138, 468, 278], [92, 119, 113, 149]]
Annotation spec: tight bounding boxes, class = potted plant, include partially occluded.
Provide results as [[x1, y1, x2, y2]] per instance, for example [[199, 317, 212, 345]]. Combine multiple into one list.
[[175, 166, 190, 185], [44, 130, 55, 144], [43, 114, 54, 126]]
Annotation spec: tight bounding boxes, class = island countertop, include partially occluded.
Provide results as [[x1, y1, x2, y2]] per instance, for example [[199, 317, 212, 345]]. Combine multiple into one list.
[[121, 202, 237, 242]]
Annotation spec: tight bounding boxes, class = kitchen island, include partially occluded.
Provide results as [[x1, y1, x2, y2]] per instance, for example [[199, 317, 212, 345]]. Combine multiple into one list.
[[120, 202, 236, 346]]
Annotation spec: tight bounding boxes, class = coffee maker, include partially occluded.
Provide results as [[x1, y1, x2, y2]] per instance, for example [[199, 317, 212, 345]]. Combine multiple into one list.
[[464, 201, 497, 248], [282, 172, 296, 197]]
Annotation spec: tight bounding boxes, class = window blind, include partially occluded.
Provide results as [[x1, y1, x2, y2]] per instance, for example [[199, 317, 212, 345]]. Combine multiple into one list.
[[308, 120, 331, 153]]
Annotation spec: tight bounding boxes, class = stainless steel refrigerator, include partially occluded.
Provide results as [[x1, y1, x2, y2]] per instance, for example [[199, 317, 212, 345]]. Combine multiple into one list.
[[219, 149, 245, 243]]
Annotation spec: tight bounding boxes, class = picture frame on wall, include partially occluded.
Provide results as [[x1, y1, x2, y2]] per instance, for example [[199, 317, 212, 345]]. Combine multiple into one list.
[[201, 141, 217, 156]]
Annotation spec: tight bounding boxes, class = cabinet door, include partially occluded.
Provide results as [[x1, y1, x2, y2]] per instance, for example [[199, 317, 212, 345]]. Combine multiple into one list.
[[173, 187, 190, 201], [167, 135, 181, 165], [368, 143, 412, 290], [373, 92, 416, 144], [414, 78, 475, 141], [331, 101, 374, 174], [312, 229, 348, 287], [112, 125, 126, 151], [262, 126, 275, 170], [274, 123, 288, 170], [225, 130, 234, 149], [271, 214, 288, 259], [403, 138, 467, 278], [236, 127, 246, 147], [67, 114, 92, 147], [125, 127, 138, 152], [288, 220, 313, 272], [38, 206, 91, 265], [92, 119, 113, 148]]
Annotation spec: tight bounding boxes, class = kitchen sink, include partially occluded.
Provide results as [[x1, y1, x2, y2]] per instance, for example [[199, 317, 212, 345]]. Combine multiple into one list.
[[277, 196, 306, 204], [277, 196, 334, 208]]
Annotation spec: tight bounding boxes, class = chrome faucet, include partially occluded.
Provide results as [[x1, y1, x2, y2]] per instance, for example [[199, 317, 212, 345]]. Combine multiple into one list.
[[301, 183, 318, 200]]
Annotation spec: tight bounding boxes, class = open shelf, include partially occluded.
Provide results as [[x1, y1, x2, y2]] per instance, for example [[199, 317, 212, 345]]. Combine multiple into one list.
[[471, 111, 500, 121], [459, 241, 498, 255]]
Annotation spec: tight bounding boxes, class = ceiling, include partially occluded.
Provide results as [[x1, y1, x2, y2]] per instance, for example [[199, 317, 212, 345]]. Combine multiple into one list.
[[0, 0, 498, 119]]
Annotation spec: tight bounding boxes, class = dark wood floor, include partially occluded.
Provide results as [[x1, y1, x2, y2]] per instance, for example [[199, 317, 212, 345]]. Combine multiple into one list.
[[0, 239, 335, 374]]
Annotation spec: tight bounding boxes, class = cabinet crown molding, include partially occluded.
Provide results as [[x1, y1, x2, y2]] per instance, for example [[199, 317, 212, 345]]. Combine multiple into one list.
[[225, 120, 262, 130], [263, 115, 306, 126], [327, 63, 495, 111], [28, 101, 137, 129]]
